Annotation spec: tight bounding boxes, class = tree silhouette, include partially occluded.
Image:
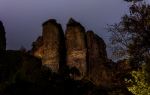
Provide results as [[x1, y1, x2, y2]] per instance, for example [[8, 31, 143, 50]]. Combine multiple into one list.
[[108, 1, 150, 94], [108, 1, 150, 68]]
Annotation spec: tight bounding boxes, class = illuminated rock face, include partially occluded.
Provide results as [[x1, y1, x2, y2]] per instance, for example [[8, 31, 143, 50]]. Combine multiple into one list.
[[32, 18, 115, 86], [42, 19, 64, 72], [0, 21, 6, 51], [65, 18, 87, 79], [31, 36, 44, 58], [86, 31, 112, 86]]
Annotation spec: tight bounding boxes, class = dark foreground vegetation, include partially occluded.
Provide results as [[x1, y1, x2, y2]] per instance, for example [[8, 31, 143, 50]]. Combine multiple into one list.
[[0, 51, 133, 95]]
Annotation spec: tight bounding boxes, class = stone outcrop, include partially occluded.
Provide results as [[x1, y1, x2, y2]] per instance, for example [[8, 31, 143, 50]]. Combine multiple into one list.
[[0, 18, 135, 94], [31, 36, 44, 58], [0, 21, 6, 51], [86, 31, 113, 86], [65, 18, 87, 79], [31, 18, 119, 86], [42, 19, 65, 72]]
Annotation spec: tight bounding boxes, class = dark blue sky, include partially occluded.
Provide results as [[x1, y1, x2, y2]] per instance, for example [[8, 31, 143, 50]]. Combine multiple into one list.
[[0, 0, 130, 50]]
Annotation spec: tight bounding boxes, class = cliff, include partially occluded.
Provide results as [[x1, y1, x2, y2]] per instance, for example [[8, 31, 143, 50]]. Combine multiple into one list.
[[0, 21, 6, 51], [65, 18, 87, 80], [31, 18, 117, 86], [31, 36, 43, 58], [42, 19, 65, 72], [0, 20, 133, 95], [86, 31, 113, 86]]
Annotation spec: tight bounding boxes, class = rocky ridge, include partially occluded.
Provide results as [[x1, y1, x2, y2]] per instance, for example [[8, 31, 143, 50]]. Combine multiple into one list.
[[0, 20, 133, 95], [0, 21, 6, 51], [32, 18, 116, 86]]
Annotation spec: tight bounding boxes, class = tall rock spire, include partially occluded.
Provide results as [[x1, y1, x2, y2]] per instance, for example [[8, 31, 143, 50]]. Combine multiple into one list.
[[86, 31, 112, 86], [42, 19, 65, 72], [65, 18, 87, 79], [0, 21, 6, 51]]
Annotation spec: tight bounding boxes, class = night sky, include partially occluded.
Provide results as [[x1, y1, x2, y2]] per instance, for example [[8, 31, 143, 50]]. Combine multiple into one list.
[[0, 0, 131, 50]]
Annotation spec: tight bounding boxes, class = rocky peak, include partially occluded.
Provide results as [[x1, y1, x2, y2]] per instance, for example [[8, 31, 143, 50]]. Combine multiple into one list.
[[86, 30, 107, 62], [65, 18, 87, 80], [31, 18, 121, 87], [86, 30, 112, 86], [67, 18, 79, 25], [0, 21, 6, 51], [67, 18, 85, 32], [42, 19, 65, 73], [42, 19, 57, 26]]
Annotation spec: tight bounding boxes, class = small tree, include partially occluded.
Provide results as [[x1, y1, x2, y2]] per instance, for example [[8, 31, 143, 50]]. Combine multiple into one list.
[[127, 64, 150, 95]]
